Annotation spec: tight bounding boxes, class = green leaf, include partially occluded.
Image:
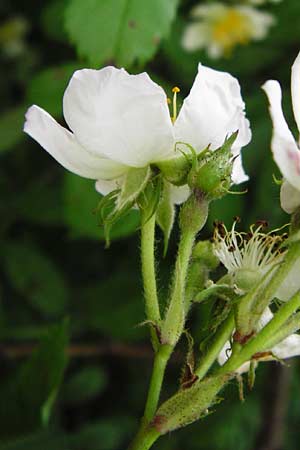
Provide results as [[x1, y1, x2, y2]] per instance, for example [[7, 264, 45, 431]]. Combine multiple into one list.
[[26, 63, 80, 117], [64, 0, 179, 67], [63, 365, 107, 404], [156, 181, 175, 256], [74, 274, 146, 341], [41, 0, 69, 43], [2, 240, 69, 317], [63, 172, 140, 241], [0, 321, 69, 440], [0, 104, 27, 153]]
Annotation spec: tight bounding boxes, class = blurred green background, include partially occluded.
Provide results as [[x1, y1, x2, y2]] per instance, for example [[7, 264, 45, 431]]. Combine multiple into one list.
[[0, 0, 300, 449]]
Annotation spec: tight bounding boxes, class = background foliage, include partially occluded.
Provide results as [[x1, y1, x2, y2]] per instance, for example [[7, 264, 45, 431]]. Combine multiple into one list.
[[0, 0, 300, 449]]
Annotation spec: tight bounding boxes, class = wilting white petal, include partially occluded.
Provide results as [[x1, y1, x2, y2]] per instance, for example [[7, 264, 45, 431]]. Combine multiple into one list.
[[174, 64, 251, 159], [24, 105, 127, 180], [272, 333, 300, 359], [291, 51, 300, 135], [280, 179, 300, 214], [63, 67, 175, 168], [275, 251, 300, 300], [231, 152, 249, 184], [262, 80, 300, 191]]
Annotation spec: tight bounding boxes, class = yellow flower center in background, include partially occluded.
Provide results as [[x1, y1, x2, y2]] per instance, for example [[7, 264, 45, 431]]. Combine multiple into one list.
[[212, 9, 252, 55]]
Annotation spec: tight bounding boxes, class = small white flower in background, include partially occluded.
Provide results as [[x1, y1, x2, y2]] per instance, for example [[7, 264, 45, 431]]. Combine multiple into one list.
[[24, 64, 251, 202], [213, 221, 286, 292], [247, 0, 282, 5], [219, 308, 300, 374], [182, 3, 274, 59], [262, 52, 300, 214]]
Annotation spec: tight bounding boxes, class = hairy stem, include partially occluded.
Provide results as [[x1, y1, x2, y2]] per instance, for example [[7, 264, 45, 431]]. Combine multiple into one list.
[[143, 344, 172, 423], [128, 426, 160, 450], [141, 213, 160, 347]]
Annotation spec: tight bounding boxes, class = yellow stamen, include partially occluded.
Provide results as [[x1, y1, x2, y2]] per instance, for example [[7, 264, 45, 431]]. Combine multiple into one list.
[[171, 86, 180, 123]]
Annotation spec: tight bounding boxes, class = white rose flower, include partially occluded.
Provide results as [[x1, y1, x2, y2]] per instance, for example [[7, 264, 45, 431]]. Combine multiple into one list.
[[262, 51, 300, 213], [182, 2, 274, 59], [24, 64, 251, 202]]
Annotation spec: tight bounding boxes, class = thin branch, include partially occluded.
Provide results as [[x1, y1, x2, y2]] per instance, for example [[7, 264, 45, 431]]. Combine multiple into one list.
[[0, 342, 153, 359], [0, 341, 183, 361]]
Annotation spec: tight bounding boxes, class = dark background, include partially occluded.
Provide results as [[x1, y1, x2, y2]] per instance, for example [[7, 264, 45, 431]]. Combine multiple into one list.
[[0, 0, 299, 449]]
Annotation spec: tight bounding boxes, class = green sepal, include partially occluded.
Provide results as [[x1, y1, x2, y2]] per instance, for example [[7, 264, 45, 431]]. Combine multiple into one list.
[[194, 283, 235, 304], [192, 240, 219, 269], [137, 174, 163, 225], [180, 332, 198, 389], [117, 166, 151, 210], [96, 167, 151, 246], [156, 181, 175, 256], [153, 373, 231, 434], [248, 360, 257, 390], [155, 153, 192, 186], [234, 267, 276, 337]]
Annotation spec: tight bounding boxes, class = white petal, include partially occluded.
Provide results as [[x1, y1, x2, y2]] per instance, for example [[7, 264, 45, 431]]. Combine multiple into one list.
[[272, 333, 300, 359], [258, 307, 273, 328], [275, 251, 300, 299], [169, 184, 190, 205], [262, 80, 300, 191], [95, 178, 123, 196], [174, 63, 251, 157], [218, 341, 250, 374], [24, 105, 127, 180], [63, 67, 175, 167], [231, 151, 249, 184], [291, 51, 300, 134], [280, 179, 300, 214]]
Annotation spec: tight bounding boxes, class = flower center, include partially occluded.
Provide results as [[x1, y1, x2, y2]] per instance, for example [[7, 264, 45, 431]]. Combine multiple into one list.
[[212, 9, 252, 55], [213, 221, 287, 278]]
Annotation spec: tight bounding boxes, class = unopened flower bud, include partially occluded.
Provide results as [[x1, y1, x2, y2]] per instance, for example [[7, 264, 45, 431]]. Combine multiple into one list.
[[192, 240, 219, 269], [187, 133, 237, 200]]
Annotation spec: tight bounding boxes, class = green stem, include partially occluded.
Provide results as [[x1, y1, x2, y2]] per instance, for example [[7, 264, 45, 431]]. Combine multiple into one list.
[[253, 242, 300, 318], [128, 426, 160, 450], [217, 292, 300, 374], [161, 230, 196, 345], [195, 312, 235, 380], [141, 213, 160, 324], [143, 344, 172, 423]]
